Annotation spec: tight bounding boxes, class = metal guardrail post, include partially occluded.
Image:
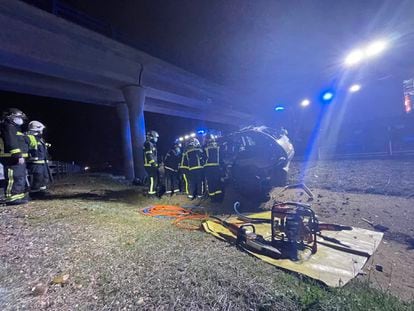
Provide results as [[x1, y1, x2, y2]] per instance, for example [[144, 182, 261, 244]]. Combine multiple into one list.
[[388, 139, 393, 156]]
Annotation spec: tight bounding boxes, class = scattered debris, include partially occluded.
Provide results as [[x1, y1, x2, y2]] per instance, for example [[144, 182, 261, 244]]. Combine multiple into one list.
[[375, 264, 384, 272], [31, 283, 48, 296], [52, 274, 70, 286], [361, 218, 389, 232]]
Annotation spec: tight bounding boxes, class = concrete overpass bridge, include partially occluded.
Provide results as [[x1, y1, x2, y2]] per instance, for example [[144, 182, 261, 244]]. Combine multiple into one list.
[[0, 0, 252, 180]]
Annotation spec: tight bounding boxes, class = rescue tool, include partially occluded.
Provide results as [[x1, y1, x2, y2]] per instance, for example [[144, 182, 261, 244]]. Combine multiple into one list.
[[229, 201, 352, 260]]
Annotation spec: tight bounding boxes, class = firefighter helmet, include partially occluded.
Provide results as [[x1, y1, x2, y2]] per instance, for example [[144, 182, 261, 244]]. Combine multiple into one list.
[[188, 138, 200, 147], [146, 130, 159, 143], [173, 141, 182, 148], [2, 108, 27, 122], [205, 134, 217, 144], [28, 120, 46, 133], [172, 141, 182, 154]]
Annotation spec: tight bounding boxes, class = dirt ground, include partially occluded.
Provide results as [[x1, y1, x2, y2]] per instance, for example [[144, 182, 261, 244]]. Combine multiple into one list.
[[266, 187, 414, 301], [277, 159, 414, 301], [0, 159, 413, 310]]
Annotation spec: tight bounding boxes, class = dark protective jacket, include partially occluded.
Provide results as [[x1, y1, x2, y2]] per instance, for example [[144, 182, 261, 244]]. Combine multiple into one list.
[[143, 140, 158, 167], [183, 146, 204, 170], [179, 148, 189, 170], [204, 143, 220, 167], [26, 134, 50, 164], [164, 149, 180, 172], [0, 121, 29, 159]]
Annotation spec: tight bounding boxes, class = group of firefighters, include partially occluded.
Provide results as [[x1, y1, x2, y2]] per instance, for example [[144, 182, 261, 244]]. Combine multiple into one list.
[[143, 130, 223, 201], [0, 107, 223, 205], [0, 108, 51, 205]]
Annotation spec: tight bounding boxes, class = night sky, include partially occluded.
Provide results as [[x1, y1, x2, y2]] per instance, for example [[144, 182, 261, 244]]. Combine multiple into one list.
[[63, 0, 414, 121], [3, 0, 414, 171]]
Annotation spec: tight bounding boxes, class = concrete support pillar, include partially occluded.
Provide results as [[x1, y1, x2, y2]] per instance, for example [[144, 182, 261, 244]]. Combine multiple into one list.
[[116, 103, 134, 180], [122, 85, 146, 181]]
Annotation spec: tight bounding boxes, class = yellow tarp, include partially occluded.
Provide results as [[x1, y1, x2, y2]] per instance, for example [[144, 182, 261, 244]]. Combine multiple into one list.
[[202, 211, 383, 287]]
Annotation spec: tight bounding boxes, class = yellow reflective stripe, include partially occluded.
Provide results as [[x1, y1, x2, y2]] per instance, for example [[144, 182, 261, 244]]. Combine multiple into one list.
[[6, 168, 13, 197], [189, 166, 203, 170], [31, 160, 46, 164], [209, 190, 223, 196], [149, 160, 155, 163], [148, 177, 156, 194], [10, 149, 21, 154], [27, 135, 37, 149], [145, 151, 153, 154], [16, 132, 24, 136], [183, 174, 189, 194], [204, 163, 219, 167], [1, 153, 28, 158], [7, 193, 25, 201]]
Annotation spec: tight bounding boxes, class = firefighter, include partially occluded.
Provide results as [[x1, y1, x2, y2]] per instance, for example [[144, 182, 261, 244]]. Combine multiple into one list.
[[204, 135, 223, 200], [182, 138, 204, 199], [179, 141, 189, 195], [26, 121, 52, 197], [163, 141, 181, 196], [143, 130, 159, 196], [0, 108, 29, 205]]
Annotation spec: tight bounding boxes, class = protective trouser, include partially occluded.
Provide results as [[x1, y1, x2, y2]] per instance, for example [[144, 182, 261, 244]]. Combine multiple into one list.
[[204, 166, 223, 197], [187, 169, 204, 198], [179, 169, 189, 194], [165, 169, 179, 194], [145, 166, 158, 195], [1, 159, 28, 203], [28, 163, 49, 192]]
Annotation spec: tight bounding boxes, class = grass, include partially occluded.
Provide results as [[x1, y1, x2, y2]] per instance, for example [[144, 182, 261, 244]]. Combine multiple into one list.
[[0, 176, 413, 310]]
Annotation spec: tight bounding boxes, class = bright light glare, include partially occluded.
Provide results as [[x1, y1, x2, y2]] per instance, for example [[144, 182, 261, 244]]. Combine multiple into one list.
[[190, 133, 196, 138], [275, 106, 285, 111], [184, 135, 190, 140], [349, 84, 361, 93], [301, 99, 311, 107], [178, 137, 184, 141], [345, 49, 364, 66], [365, 40, 387, 57], [322, 92, 334, 101]]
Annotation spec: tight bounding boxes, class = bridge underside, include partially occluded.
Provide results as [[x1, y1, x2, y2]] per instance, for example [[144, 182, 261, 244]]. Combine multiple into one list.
[[0, 0, 252, 179]]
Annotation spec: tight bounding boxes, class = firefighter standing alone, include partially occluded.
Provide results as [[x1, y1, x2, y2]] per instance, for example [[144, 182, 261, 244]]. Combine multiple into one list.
[[143, 130, 159, 196], [0, 108, 29, 205], [26, 121, 52, 196]]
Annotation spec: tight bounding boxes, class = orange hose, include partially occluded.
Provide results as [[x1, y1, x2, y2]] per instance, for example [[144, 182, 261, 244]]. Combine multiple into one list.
[[140, 205, 208, 230]]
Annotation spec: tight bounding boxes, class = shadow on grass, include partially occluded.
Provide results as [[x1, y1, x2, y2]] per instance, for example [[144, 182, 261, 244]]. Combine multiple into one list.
[[40, 189, 142, 202], [384, 231, 414, 250]]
